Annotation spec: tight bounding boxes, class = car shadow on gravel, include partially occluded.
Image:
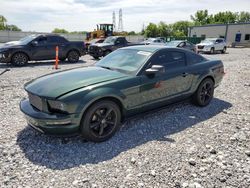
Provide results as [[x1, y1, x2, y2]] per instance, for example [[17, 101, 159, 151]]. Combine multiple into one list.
[[16, 98, 232, 170]]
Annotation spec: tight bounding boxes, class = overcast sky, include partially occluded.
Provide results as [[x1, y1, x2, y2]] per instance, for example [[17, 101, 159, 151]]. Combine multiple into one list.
[[1, 0, 250, 32]]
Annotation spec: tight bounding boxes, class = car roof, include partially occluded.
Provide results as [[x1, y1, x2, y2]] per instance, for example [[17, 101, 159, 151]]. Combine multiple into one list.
[[122, 45, 190, 53], [205, 38, 224, 40]]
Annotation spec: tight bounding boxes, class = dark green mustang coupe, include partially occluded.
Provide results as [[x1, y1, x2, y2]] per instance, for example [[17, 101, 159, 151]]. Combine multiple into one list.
[[20, 46, 225, 142]]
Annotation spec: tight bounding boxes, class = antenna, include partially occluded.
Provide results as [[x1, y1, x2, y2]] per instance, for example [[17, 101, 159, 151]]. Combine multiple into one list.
[[112, 11, 116, 32], [118, 9, 123, 32]]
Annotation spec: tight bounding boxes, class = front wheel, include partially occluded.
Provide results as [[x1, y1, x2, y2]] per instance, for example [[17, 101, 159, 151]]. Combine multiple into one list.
[[67, 50, 80, 63], [80, 100, 121, 142], [192, 78, 214, 107], [11, 53, 28, 66]]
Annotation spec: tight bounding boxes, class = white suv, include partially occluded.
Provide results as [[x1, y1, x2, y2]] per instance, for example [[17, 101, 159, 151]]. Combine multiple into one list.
[[196, 38, 227, 54]]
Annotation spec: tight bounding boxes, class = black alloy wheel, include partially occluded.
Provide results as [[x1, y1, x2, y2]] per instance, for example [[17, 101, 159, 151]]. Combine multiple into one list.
[[11, 53, 28, 66], [81, 100, 121, 142], [67, 50, 79, 63], [193, 78, 214, 106]]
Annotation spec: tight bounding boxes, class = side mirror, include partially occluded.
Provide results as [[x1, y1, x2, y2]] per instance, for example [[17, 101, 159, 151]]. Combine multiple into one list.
[[31, 41, 38, 46], [145, 65, 165, 76]]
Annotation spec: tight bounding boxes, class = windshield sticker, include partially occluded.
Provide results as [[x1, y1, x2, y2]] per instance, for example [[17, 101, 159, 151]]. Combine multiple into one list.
[[137, 51, 152, 56]]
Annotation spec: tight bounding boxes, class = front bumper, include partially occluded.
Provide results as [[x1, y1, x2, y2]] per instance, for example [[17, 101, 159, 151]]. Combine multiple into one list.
[[196, 46, 212, 53], [0, 52, 11, 63], [88, 47, 103, 58], [20, 99, 80, 135]]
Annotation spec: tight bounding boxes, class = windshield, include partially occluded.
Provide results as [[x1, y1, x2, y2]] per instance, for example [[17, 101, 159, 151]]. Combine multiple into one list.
[[146, 38, 155, 42], [165, 41, 180, 47], [202, 39, 215, 43], [103, 37, 116, 43], [90, 39, 98, 43], [96, 49, 152, 75], [18, 35, 38, 45]]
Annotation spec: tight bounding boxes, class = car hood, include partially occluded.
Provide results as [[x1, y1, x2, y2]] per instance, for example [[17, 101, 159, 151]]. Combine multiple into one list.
[[0, 41, 24, 50], [92, 43, 113, 47], [25, 66, 127, 98], [197, 42, 213, 46]]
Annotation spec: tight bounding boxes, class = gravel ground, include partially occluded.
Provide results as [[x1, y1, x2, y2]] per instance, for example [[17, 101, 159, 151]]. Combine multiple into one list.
[[0, 49, 250, 188]]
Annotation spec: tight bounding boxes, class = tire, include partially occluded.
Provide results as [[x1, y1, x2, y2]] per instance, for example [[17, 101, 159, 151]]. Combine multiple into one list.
[[11, 52, 28, 66], [67, 50, 80, 63], [221, 47, 226, 54], [192, 78, 214, 107], [210, 47, 215, 54], [93, 56, 99, 60], [80, 100, 121, 142], [103, 50, 111, 57]]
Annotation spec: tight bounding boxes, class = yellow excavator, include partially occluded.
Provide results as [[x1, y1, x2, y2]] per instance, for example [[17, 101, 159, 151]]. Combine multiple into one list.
[[86, 24, 127, 41]]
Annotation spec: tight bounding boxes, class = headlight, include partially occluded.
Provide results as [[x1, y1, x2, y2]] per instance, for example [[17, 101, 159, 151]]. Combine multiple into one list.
[[47, 100, 67, 113]]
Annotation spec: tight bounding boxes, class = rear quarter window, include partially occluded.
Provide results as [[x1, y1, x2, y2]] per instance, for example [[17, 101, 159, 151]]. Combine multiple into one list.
[[188, 52, 206, 64], [149, 50, 186, 69]]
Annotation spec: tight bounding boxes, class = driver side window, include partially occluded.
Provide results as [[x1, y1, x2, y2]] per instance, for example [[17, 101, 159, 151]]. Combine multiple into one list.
[[149, 50, 186, 69], [37, 37, 47, 45]]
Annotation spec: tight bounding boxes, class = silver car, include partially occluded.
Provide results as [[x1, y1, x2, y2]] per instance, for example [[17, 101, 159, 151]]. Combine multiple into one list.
[[165, 40, 196, 52], [196, 38, 227, 54], [140, 38, 166, 45]]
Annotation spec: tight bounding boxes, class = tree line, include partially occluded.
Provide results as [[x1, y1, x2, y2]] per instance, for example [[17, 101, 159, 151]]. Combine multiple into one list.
[[142, 10, 250, 38], [0, 15, 22, 31]]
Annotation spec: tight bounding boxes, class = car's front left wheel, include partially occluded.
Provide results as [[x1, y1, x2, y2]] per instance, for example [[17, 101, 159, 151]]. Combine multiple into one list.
[[80, 100, 121, 142], [11, 52, 28, 66]]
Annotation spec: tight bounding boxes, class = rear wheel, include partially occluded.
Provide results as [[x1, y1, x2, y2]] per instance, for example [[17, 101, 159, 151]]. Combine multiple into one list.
[[192, 78, 214, 107], [210, 47, 215, 54], [221, 47, 226, 54], [67, 50, 79, 63], [80, 100, 121, 142], [11, 52, 28, 66]]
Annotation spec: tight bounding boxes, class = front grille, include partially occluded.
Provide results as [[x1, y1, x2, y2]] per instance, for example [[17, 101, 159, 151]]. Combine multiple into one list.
[[28, 93, 43, 111], [198, 45, 204, 49], [89, 46, 99, 53]]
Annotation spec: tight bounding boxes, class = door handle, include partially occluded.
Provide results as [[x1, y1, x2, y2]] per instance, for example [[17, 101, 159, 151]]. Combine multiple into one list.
[[182, 72, 188, 77]]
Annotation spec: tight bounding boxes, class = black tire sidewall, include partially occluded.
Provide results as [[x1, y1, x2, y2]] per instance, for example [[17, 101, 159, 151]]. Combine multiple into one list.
[[193, 78, 214, 107], [80, 100, 121, 142], [11, 53, 28, 66], [67, 50, 79, 63], [222, 47, 226, 53]]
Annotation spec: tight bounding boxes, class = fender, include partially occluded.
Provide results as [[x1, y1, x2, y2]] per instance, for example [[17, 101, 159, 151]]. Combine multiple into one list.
[[75, 87, 126, 125], [191, 69, 214, 93]]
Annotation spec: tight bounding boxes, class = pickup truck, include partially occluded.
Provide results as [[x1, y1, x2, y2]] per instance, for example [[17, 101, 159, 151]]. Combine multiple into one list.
[[0, 34, 86, 66], [88, 36, 139, 59]]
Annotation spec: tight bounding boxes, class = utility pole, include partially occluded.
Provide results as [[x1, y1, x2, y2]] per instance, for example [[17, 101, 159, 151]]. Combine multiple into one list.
[[118, 9, 123, 32]]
